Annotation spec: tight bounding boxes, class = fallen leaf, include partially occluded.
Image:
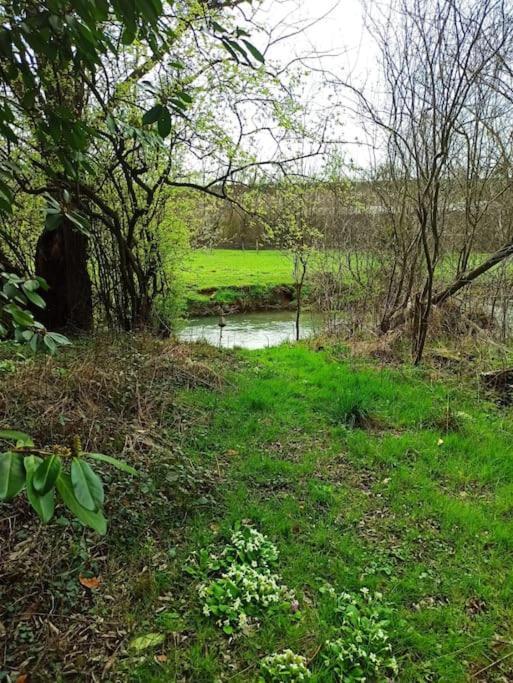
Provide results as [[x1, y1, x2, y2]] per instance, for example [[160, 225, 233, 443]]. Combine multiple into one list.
[[79, 575, 101, 589], [129, 633, 165, 651], [225, 449, 239, 457], [155, 654, 168, 663], [16, 675, 28, 683]]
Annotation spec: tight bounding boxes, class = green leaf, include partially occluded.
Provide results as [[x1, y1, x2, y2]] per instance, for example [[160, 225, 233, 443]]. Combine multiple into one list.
[[158, 108, 172, 138], [129, 633, 165, 651], [66, 211, 90, 234], [221, 39, 239, 61], [23, 288, 45, 308], [142, 104, 164, 125], [4, 304, 34, 327], [36, 276, 49, 291], [0, 452, 26, 500], [55, 473, 107, 534], [23, 278, 40, 292], [25, 455, 55, 523], [45, 212, 62, 232], [0, 430, 34, 446], [29, 333, 40, 352], [71, 458, 104, 510], [211, 20, 228, 34], [33, 454, 61, 494], [121, 24, 136, 45], [84, 452, 137, 475], [46, 332, 71, 346], [43, 334, 57, 354], [242, 39, 265, 64], [176, 91, 192, 104]]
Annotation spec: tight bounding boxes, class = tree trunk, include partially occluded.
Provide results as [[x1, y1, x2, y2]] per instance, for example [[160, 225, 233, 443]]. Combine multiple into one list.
[[294, 257, 307, 342], [35, 219, 93, 331]]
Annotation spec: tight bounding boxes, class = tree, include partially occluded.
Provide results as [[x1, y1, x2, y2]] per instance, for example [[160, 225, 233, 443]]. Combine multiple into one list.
[[0, 0, 271, 330], [249, 179, 322, 341], [347, 0, 513, 362]]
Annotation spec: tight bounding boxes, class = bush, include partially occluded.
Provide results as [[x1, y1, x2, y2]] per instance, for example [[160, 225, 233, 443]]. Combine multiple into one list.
[[0, 430, 136, 534]]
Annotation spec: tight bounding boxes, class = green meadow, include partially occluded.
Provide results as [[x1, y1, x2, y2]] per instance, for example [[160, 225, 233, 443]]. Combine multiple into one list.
[[121, 342, 513, 681], [184, 249, 294, 290]]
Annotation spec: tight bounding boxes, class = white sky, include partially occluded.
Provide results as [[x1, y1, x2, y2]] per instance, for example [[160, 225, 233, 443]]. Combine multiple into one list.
[[255, 0, 379, 168]]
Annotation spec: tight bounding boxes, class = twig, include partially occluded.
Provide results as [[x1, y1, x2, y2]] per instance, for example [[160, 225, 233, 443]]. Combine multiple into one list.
[[474, 650, 513, 677]]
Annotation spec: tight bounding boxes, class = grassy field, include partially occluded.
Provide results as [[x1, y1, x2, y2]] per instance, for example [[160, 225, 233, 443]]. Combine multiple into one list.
[[153, 344, 513, 681], [184, 249, 294, 290], [182, 248, 506, 290], [4, 337, 513, 680]]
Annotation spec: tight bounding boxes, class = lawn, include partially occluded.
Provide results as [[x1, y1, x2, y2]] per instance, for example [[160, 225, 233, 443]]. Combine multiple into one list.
[[4, 339, 513, 681], [184, 249, 294, 289], [151, 344, 513, 681]]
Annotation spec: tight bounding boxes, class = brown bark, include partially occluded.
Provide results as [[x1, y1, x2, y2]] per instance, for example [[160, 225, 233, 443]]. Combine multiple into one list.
[[432, 241, 513, 306], [35, 219, 93, 331]]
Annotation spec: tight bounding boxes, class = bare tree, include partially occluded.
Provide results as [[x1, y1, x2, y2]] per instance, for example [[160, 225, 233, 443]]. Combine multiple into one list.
[[345, 0, 513, 361]]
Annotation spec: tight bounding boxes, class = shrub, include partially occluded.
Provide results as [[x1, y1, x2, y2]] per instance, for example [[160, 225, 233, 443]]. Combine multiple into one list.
[[0, 431, 136, 534]]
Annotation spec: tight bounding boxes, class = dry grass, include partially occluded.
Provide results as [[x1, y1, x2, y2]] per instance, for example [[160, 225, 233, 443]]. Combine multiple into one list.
[[0, 335, 228, 681], [0, 334, 224, 454]]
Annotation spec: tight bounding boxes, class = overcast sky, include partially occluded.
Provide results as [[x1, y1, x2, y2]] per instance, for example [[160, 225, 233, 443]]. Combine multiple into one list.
[[255, 0, 379, 168]]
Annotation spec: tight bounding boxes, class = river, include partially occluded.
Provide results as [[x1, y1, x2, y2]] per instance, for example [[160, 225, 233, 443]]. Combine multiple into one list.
[[179, 310, 322, 349]]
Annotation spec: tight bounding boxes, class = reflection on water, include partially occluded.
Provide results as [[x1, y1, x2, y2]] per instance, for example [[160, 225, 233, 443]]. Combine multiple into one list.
[[179, 310, 321, 349]]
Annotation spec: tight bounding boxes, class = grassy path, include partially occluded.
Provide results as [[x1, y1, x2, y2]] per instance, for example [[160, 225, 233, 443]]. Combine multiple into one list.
[[4, 339, 513, 681], [129, 344, 513, 681]]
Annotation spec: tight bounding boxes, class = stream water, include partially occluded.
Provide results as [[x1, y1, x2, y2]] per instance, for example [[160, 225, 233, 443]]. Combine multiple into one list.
[[179, 310, 322, 349]]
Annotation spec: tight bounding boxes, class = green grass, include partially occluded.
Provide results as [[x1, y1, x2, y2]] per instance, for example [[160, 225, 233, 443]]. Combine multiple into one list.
[[182, 248, 508, 295], [124, 343, 513, 681], [6, 336, 513, 680], [184, 249, 294, 289]]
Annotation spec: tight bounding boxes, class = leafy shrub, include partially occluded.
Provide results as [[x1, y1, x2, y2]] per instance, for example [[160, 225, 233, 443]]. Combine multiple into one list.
[[0, 272, 70, 352], [260, 650, 311, 681], [0, 430, 136, 534], [321, 589, 399, 681], [0, 271, 137, 535]]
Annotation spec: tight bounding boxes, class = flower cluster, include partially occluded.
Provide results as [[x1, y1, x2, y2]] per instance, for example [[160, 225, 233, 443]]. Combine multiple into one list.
[[322, 589, 398, 681], [199, 525, 294, 635], [228, 526, 280, 569], [260, 650, 311, 681]]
